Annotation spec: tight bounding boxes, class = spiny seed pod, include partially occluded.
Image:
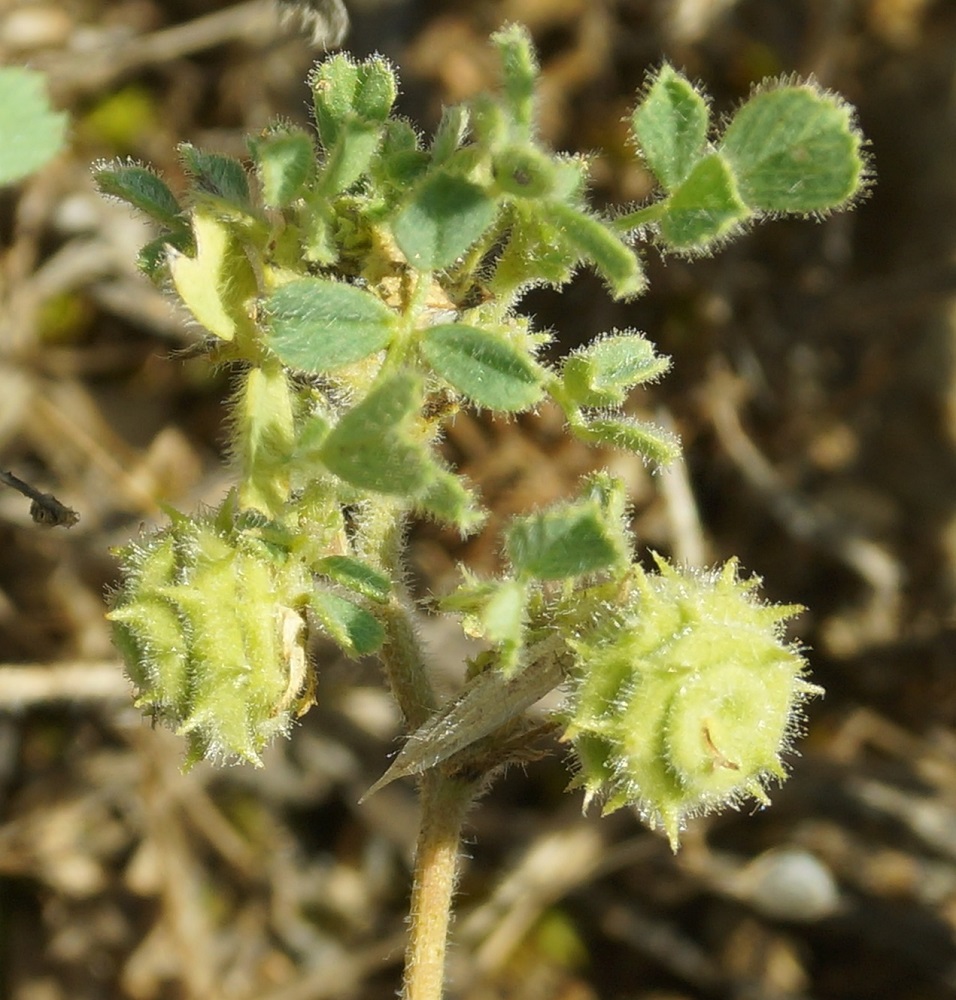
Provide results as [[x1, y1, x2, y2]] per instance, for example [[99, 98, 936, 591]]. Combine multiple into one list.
[[108, 509, 314, 768], [561, 555, 821, 849]]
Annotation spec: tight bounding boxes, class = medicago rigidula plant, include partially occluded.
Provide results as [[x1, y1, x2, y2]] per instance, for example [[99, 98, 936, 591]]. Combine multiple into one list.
[[96, 24, 864, 999]]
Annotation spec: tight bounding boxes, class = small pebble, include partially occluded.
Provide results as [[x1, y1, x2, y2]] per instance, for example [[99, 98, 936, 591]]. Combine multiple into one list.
[[741, 848, 841, 922]]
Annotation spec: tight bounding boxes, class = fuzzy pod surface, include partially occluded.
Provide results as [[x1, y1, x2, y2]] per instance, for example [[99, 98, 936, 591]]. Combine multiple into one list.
[[108, 509, 314, 768], [561, 555, 821, 849]]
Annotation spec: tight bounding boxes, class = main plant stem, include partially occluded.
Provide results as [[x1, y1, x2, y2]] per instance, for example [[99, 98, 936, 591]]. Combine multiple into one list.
[[402, 769, 475, 1000], [359, 497, 474, 998]]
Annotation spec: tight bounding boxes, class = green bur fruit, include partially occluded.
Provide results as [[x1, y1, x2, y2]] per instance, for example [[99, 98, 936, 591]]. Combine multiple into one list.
[[108, 510, 314, 768], [562, 556, 821, 849]]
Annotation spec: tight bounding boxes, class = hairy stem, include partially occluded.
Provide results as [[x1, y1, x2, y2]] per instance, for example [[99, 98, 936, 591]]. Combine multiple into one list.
[[379, 596, 438, 729], [612, 200, 668, 232], [357, 495, 473, 998], [357, 496, 438, 728], [402, 770, 476, 1000]]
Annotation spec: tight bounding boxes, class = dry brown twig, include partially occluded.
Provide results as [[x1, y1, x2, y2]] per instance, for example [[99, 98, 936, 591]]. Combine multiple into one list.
[[0, 469, 79, 527]]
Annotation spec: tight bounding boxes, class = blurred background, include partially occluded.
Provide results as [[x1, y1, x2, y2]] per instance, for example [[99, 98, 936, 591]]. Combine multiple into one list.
[[0, 1, 954, 997]]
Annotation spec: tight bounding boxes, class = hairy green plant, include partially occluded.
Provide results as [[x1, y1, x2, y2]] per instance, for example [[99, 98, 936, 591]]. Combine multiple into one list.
[[97, 26, 864, 999]]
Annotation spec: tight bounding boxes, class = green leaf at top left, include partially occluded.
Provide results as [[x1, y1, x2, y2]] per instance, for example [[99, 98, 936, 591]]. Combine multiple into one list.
[[0, 68, 67, 186], [264, 278, 397, 372]]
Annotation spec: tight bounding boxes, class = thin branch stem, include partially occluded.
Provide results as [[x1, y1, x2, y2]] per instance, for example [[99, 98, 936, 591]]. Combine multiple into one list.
[[612, 200, 668, 232], [379, 598, 438, 730], [356, 496, 438, 729]]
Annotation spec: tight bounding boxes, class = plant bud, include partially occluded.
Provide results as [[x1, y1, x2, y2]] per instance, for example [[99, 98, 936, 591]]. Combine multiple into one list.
[[561, 555, 821, 849], [108, 510, 313, 768]]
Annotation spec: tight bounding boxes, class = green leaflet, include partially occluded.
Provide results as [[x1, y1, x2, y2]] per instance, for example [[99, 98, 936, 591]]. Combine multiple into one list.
[[264, 278, 396, 372], [548, 202, 646, 298], [168, 210, 258, 342], [631, 64, 710, 192], [0, 67, 67, 186], [93, 164, 183, 228], [506, 500, 629, 581], [250, 127, 315, 207], [311, 589, 384, 656], [658, 153, 749, 250], [320, 372, 431, 496], [393, 173, 497, 270], [420, 323, 545, 411], [316, 555, 391, 603], [720, 84, 863, 214], [571, 415, 681, 467], [179, 143, 251, 208], [562, 332, 671, 408]]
